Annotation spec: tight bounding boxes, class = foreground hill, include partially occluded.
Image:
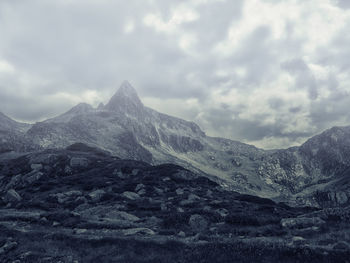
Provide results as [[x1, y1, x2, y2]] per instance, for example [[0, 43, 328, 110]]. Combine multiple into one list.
[[0, 145, 350, 262]]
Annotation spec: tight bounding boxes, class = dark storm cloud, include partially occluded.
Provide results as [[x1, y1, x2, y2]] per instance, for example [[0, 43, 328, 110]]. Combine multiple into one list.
[[0, 0, 350, 148]]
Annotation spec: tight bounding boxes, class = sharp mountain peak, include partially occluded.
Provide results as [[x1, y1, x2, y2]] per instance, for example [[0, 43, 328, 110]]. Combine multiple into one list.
[[105, 81, 144, 112]]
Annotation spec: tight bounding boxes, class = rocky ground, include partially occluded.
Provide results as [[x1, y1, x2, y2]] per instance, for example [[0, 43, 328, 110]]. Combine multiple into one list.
[[1, 144, 350, 262]]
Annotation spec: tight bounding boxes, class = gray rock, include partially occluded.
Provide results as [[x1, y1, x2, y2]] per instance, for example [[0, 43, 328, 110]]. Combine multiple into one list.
[[122, 191, 140, 200], [0, 210, 41, 221], [105, 211, 140, 222], [137, 189, 146, 195], [5, 174, 21, 190], [30, 163, 43, 171], [188, 194, 200, 201], [0, 240, 18, 255], [206, 190, 213, 198], [74, 228, 88, 234], [216, 208, 229, 217], [177, 207, 185, 213], [64, 165, 72, 174], [178, 231, 186, 237], [189, 214, 208, 233], [154, 187, 164, 194], [176, 188, 184, 195], [24, 171, 43, 184], [122, 228, 155, 236], [135, 184, 145, 192], [114, 169, 128, 179], [88, 189, 106, 202], [5, 189, 22, 203], [295, 226, 320, 236], [51, 190, 83, 204], [281, 217, 325, 229], [131, 169, 139, 176], [335, 191, 348, 205], [291, 236, 306, 246], [70, 157, 89, 167], [161, 203, 168, 211], [333, 241, 350, 250]]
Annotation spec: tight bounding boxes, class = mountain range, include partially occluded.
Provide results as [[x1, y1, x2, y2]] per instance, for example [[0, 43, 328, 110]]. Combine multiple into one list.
[[1, 81, 350, 207]]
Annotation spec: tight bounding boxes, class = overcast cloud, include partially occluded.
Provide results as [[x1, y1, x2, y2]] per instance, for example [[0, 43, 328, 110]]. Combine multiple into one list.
[[0, 0, 350, 149]]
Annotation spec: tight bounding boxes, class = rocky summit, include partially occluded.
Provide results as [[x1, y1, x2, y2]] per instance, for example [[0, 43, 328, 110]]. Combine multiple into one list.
[[0, 144, 350, 262]]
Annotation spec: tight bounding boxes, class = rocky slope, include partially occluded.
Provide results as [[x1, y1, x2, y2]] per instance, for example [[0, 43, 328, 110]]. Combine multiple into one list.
[[0, 113, 37, 154], [1, 144, 350, 262], [1, 81, 350, 206], [259, 126, 350, 207]]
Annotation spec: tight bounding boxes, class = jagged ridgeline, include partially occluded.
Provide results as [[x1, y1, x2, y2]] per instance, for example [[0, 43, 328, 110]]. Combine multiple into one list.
[[1, 81, 350, 207]]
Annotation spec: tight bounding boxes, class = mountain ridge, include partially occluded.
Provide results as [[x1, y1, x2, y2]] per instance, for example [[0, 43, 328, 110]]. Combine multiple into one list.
[[1, 82, 350, 207]]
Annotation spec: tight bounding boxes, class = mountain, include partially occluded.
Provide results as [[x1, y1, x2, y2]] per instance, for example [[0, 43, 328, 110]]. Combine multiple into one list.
[[1, 81, 350, 207], [0, 145, 349, 262], [0, 112, 36, 153], [25, 81, 274, 197]]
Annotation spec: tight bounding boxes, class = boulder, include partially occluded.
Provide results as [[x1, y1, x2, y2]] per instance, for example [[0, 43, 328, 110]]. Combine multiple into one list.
[[122, 228, 155, 236], [335, 192, 348, 205], [88, 189, 106, 202], [189, 214, 208, 233], [131, 169, 139, 176], [216, 208, 229, 217], [70, 157, 89, 168], [333, 241, 350, 250], [176, 188, 184, 195], [188, 194, 200, 202], [0, 240, 18, 255], [178, 231, 186, 237], [24, 171, 43, 184], [4, 189, 22, 203], [30, 163, 43, 171], [180, 194, 201, 206], [114, 170, 128, 179], [5, 174, 22, 190], [105, 211, 140, 222], [281, 217, 325, 229], [291, 236, 306, 246], [51, 190, 83, 204], [135, 184, 145, 192], [122, 191, 140, 200]]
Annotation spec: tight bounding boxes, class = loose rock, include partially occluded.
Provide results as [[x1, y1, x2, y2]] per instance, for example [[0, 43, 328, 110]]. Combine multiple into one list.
[[122, 191, 140, 200], [189, 214, 208, 233]]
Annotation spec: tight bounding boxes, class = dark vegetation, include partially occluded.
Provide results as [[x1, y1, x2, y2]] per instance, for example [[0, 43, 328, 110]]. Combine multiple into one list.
[[0, 144, 350, 262]]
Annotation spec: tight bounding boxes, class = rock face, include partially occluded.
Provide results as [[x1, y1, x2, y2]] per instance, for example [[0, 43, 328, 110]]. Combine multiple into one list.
[[0, 146, 349, 262], [2, 81, 350, 206]]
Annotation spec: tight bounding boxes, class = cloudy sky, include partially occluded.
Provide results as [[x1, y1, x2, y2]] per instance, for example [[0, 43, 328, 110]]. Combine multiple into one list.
[[1, 0, 350, 149]]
